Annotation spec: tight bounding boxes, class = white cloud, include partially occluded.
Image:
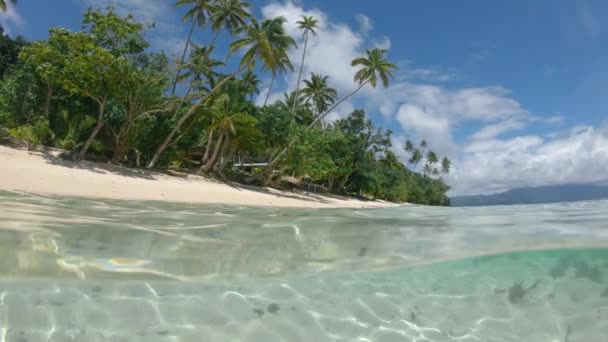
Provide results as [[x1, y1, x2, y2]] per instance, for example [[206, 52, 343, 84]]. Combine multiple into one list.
[[449, 123, 608, 195], [470, 118, 526, 140], [355, 14, 373, 34], [258, 1, 608, 197], [0, 2, 23, 37], [261, 1, 367, 119]]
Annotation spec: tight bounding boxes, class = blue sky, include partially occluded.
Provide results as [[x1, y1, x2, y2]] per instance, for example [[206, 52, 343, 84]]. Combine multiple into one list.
[[2, 0, 608, 195]]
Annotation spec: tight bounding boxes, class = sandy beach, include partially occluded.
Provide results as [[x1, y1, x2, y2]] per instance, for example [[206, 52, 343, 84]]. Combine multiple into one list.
[[0, 146, 397, 208]]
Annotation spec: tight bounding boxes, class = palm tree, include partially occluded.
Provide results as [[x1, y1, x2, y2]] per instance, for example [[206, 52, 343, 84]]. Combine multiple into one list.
[[277, 91, 313, 125], [179, 45, 223, 91], [404, 139, 414, 152], [263, 52, 293, 106], [291, 15, 319, 114], [419, 139, 427, 150], [264, 48, 397, 178], [240, 70, 260, 100], [200, 94, 257, 172], [172, 0, 215, 95], [426, 150, 439, 177], [0, 0, 15, 12], [301, 73, 338, 116], [147, 16, 296, 168], [441, 156, 451, 174], [306, 48, 397, 129], [422, 163, 433, 177], [259, 16, 296, 105], [207, 0, 252, 51], [426, 150, 438, 166], [408, 149, 422, 169]]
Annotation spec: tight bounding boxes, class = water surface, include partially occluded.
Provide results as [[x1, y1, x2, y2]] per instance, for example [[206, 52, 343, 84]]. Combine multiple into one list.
[[1, 191, 607, 341]]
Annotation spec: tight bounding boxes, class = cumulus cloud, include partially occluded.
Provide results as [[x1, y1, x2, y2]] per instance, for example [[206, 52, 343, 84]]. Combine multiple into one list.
[[448, 123, 608, 195], [355, 14, 373, 34], [261, 1, 366, 113], [229, 1, 608, 196]]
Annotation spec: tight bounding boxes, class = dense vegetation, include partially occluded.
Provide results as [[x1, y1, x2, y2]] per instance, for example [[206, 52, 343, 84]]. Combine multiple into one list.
[[0, 2, 451, 205]]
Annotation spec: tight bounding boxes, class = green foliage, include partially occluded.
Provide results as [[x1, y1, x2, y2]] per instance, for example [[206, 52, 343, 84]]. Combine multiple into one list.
[[0, 33, 27, 79], [0, 4, 450, 206]]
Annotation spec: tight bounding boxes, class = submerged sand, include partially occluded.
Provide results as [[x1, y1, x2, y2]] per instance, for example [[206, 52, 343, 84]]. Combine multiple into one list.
[[0, 146, 397, 208]]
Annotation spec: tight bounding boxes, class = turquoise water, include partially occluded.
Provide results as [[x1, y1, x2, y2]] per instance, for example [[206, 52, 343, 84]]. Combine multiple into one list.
[[1, 191, 607, 341]]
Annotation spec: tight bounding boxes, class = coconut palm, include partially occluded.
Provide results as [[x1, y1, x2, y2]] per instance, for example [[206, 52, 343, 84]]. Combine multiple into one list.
[[199, 94, 257, 172], [292, 15, 319, 114], [408, 149, 422, 169], [301, 73, 338, 116], [306, 48, 397, 129], [148, 16, 296, 168], [258, 16, 296, 105], [265, 48, 397, 175], [422, 163, 433, 177], [172, 0, 215, 95], [179, 45, 224, 91], [207, 0, 252, 51], [277, 91, 314, 125], [441, 156, 451, 174], [240, 70, 260, 100], [419, 139, 427, 150], [0, 0, 16, 12], [404, 139, 414, 152]]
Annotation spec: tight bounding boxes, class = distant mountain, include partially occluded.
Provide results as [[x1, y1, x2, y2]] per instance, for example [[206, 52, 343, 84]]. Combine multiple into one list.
[[450, 184, 608, 207]]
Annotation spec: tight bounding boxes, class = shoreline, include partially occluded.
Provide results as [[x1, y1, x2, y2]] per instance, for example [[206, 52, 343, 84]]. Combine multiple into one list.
[[0, 146, 400, 209]]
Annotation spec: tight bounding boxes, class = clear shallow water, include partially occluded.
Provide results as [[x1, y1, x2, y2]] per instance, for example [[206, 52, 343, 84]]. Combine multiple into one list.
[[0, 191, 607, 341]]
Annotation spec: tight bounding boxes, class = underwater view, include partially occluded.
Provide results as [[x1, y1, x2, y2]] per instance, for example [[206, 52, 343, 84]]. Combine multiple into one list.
[[1, 191, 607, 341]]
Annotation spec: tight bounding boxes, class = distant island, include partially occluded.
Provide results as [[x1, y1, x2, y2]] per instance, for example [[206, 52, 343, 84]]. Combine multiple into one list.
[[451, 184, 608, 206]]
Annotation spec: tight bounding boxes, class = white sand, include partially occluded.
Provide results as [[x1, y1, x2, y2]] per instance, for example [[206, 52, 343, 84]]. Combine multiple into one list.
[[0, 146, 397, 208]]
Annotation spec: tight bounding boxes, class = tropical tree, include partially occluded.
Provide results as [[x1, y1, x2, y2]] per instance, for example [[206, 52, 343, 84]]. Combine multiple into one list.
[[306, 48, 397, 129], [425, 150, 439, 176], [301, 73, 337, 116], [199, 94, 258, 172], [292, 15, 319, 114], [207, 0, 252, 50], [408, 149, 422, 169], [240, 70, 260, 100], [403, 139, 414, 152], [265, 48, 397, 173], [420, 139, 427, 150], [0, 0, 15, 12], [261, 16, 296, 105], [179, 45, 223, 91], [441, 156, 451, 174], [109, 61, 169, 164], [147, 16, 296, 168], [422, 163, 433, 177], [171, 0, 215, 95]]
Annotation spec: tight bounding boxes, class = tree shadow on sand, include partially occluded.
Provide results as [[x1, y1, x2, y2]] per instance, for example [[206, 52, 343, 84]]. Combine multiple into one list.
[[36, 150, 156, 180]]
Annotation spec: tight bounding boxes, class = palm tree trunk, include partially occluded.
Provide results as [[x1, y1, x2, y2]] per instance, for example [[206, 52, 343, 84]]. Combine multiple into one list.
[[208, 30, 221, 52], [79, 98, 106, 160], [307, 80, 368, 129], [291, 33, 309, 115], [215, 135, 231, 172], [202, 130, 214, 164], [200, 133, 225, 173], [171, 21, 197, 96], [147, 65, 247, 169], [263, 74, 275, 106]]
